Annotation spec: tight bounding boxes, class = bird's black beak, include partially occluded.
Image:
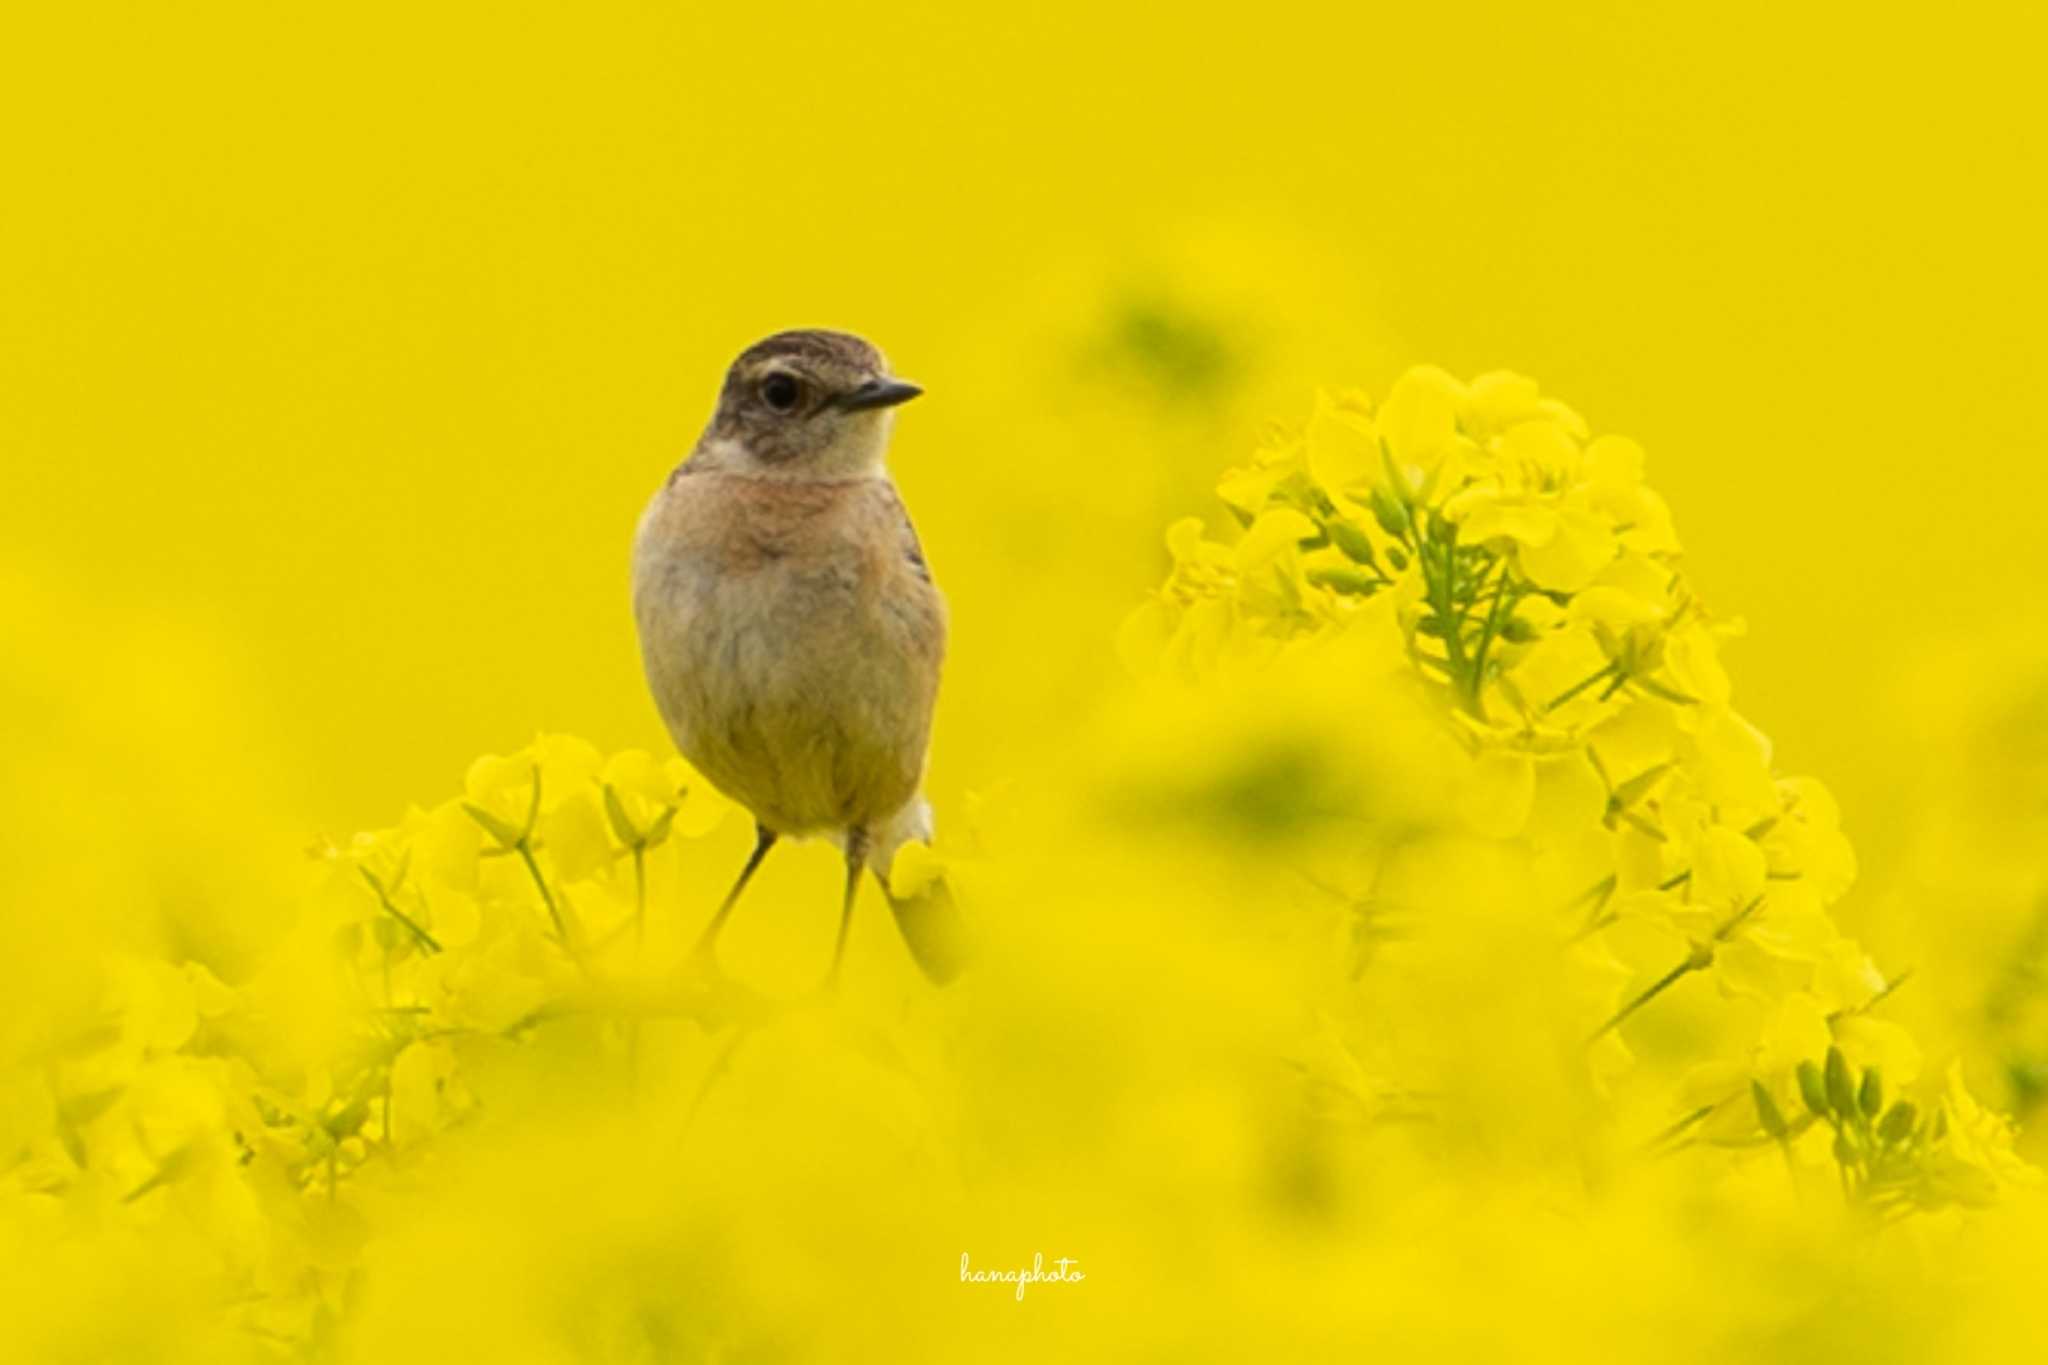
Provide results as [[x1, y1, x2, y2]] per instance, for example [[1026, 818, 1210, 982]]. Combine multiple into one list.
[[836, 378, 923, 411]]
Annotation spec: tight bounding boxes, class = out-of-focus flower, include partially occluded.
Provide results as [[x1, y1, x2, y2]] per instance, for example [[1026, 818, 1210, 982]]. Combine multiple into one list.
[[1126, 366, 2034, 1215]]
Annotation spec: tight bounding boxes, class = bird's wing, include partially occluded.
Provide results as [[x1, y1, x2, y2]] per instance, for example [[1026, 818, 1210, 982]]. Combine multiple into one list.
[[882, 483, 932, 582]]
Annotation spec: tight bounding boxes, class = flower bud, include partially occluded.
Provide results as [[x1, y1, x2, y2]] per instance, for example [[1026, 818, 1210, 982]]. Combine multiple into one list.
[[1751, 1080, 1788, 1139], [1308, 566, 1380, 597], [1328, 519, 1380, 567], [1859, 1067, 1883, 1119], [1879, 1102, 1918, 1144], [1797, 1060, 1829, 1118], [1824, 1046, 1858, 1120], [1370, 487, 1410, 539]]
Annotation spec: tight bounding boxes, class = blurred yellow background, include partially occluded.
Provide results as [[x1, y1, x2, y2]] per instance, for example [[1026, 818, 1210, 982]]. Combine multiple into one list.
[[4, 2, 2047, 1360], [7, 2, 2041, 845]]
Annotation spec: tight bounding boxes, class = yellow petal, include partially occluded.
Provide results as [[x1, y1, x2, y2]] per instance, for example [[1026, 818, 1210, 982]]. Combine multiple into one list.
[[541, 789, 613, 883], [1516, 506, 1615, 593], [1536, 397, 1590, 439], [1585, 434, 1646, 489], [1835, 1015, 1923, 1085], [463, 752, 531, 807], [1495, 417, 1582, 479], [1572, 584, 1661, 629], [416, 799, 481, 894], [1622, 487, 1683, 554], [1306, 389, 1380, 497], [1377, 365, 1467, 469], [533, 733, 604, 795], [601, 749, 671, 805], [1662, 621, 1731, 708], [1459, 370, 1543, 437], [1458, 749, 1536, 839], [1446, 489, 1558, 546], [183, 963, 238, 1020], [1714, 937, 1805, 1000], [1117, 598, 1177, 674], [429, 891, 482, 950], [671, 772, 735, 839], [1692, 825, 1767, 909], [1684, 708, 1778, 813], [1756, 992, 1832, 1072], [1507, 625, 1610, 718], [1165, 516, 1210, 564], [1526, 752, 1609, 845], [1234, 507, 1319, 573]]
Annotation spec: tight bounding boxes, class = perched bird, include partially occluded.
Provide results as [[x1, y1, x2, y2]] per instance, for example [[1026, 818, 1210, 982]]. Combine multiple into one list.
[[632, 329, 968, 986]]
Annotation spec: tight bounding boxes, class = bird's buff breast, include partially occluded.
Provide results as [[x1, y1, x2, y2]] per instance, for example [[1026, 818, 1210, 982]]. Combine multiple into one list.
[[631, 475, 942, 837]]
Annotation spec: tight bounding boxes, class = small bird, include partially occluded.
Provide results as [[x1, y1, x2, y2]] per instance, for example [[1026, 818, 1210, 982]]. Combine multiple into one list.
[[632, 330, 968, 986]]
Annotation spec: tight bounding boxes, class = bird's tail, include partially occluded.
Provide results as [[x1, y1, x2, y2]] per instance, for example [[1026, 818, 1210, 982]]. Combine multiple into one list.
[[881, 872, 973, 986], [862, 797, 974, 985]]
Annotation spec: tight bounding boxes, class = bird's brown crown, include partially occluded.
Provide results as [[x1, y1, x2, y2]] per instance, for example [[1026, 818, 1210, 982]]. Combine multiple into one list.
[[697, 330, 918, 473]]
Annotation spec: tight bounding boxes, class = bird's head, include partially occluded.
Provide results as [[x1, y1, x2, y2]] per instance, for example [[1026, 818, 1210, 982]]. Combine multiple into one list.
[[697, 329, 921, 478]]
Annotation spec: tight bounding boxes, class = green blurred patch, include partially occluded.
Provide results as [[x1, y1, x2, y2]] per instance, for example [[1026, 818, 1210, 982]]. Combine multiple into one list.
[[1087, 295, 1241, 407]]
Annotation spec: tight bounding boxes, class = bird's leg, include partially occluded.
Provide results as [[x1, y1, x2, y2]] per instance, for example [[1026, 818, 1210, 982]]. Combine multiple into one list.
[[691, 823, 777, 965], [827, 826, 869, 990]]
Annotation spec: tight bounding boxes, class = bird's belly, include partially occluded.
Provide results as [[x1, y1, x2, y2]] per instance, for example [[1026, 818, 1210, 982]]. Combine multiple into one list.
[[634, 554, 928, 835]]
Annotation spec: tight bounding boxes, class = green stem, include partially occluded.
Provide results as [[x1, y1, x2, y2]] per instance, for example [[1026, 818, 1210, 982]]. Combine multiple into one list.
[[1545, 661, 1620, 713], [627, 843, 647, 1100], [1430, 525, 1469, 682], [1588, 894, 1765, 1044], [1464, 561, 1513, 713], [516, 841, 567, 940], [632, 844, 647, 954], [1640, 1103, 1716, 1154], [359, 868, 443, 953], [1589, 955, 1699, 1043]]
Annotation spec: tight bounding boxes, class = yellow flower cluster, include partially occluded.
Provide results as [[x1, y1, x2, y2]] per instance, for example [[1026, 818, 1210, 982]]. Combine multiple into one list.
[[4, 372, 2041, 1359], [1124, 366, 2034, 1210], [1, 734, 752, 1350]]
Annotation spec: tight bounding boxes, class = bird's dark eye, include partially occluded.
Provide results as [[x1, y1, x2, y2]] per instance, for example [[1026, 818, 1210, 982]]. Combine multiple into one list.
[[761, 373, 801, 412]]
